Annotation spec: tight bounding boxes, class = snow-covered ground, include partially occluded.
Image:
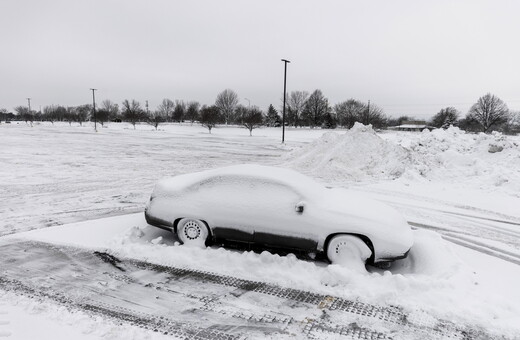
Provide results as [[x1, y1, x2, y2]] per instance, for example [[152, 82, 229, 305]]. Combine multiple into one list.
[[1, 122, 519, 339]]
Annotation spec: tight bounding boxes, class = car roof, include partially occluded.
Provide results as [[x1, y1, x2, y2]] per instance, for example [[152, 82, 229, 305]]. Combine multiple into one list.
[[155, 164, 325, 197]]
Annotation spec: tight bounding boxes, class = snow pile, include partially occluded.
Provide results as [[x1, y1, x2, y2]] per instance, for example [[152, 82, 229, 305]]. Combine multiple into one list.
[[285, 123, 411, 182], [285, 123, 520, 195], [390, 127, 520, 194]]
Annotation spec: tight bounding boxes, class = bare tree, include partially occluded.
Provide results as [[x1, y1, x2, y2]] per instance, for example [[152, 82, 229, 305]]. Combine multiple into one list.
[[504, 111, 520, 134], [334, 99, 364, 128], [431, 107, 459, 129], [240, 106, 264, 136], [361, 103, 386, 128], [157, 98, 175, 122], [302, 90, 328, 128], [173, 100, 186, 122], [96, 109, 110, 127], [185, 101, 200, 124], [215, 89, 239, 125], [14, 106, 33, 125], [467, 93, 510, 132], [122, 99, 145, 129], [42, 105, 66, 124], [76, 105, 91, 126], [199, 105, 220, 133], [287, 91, 308, 127], [43, 105, 56, 124], [65, 107, 76, 125], [147, 110, 166, 130], [101, 100, 120, 122], [0, 108, 8, 123]]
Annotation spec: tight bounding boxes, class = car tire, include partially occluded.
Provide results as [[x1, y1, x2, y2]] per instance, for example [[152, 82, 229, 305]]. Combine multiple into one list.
[[326, 235, 372, 266], [177, 218, 209, 247]]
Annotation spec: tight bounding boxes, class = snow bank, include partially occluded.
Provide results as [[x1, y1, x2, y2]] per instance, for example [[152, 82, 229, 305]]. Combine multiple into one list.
[[393, 127, 520, 195], [285, 123, 411, 182], [285, 123, 520, 195]]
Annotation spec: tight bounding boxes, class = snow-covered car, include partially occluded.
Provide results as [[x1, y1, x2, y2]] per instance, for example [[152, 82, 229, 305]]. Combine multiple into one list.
[[145, 165, 413, 265]]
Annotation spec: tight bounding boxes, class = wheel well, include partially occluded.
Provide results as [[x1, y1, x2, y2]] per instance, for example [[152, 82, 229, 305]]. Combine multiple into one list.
[[324, 233, 375, 264], [173, 218, 212, 238]]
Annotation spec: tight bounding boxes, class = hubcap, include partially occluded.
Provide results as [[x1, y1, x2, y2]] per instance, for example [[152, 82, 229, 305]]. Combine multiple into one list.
[[335, 241, 348, 254], [184, 221, 201, 240]]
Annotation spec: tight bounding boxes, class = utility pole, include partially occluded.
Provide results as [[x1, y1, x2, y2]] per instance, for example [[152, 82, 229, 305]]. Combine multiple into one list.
[[281, 59, 290, 143], [146, 100, 149, 116], [367, 100, 370, 125], [90, 88, 97, 132], [26, 98, 32, 125]]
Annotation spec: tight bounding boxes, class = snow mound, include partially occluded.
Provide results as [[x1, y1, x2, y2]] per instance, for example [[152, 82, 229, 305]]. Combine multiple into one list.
[[393, 127, 520, 194], [285, 124, 520, 195], [285, 123, 411, 182]]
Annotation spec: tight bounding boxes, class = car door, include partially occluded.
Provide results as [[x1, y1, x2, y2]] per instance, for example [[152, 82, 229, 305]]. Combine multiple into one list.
[[246, 179, 318, 251], [196, 175, 258, 243], [197, 175, 316, 250]]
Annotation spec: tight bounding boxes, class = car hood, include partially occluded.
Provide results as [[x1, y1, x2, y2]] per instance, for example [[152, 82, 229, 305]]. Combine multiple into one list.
[[317, 188, 413, 246]]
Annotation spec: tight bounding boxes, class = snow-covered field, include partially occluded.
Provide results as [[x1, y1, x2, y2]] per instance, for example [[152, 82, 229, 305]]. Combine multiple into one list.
[[1, 122, 520, 339]]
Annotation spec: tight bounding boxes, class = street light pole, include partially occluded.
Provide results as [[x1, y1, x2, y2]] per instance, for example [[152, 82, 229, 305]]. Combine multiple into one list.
[[281, 59, 290, 143], [27, 98, 31, 113], [90, 88, 97, 132], [244, 98, 251, 109]]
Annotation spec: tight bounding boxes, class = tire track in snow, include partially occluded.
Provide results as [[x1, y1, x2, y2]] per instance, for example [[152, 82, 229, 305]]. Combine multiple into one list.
[[355, 187, 520, 225], [409, 221, 520, 266], [351, 187, 520, 263], [0, 240, 491, 340], [0, 305, 11, 338]]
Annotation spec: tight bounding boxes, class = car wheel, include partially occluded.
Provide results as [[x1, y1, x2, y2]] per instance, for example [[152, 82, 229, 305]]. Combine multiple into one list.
[[326, 235, 372, 268], [177, 218, 209, 247]]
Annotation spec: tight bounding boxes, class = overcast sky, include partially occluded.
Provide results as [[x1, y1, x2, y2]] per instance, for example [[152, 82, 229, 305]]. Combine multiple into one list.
[[1, 0, 519, 119]]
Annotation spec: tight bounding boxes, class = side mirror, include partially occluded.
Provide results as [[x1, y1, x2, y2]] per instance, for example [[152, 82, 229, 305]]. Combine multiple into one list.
[[295, 201, 305, 214]]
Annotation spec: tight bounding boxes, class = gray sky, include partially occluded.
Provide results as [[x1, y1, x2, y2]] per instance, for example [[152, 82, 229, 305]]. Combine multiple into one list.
[[1, 0, 519, 119]]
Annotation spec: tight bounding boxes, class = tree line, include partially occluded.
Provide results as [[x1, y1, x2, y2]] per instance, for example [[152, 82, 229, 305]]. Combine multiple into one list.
[[1, 90, 518, 134]]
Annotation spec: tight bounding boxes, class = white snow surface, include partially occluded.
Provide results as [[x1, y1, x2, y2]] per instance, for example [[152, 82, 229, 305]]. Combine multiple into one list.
[[286, 123, 520, 196], [1, 122, 520, 339], [5, 213, 520, 339]]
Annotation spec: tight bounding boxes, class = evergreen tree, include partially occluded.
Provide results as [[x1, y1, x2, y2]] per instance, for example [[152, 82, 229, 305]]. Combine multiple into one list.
[[265, 104, 281, 127], [431, 107, 459, 129], [322, 110, 337, 129]]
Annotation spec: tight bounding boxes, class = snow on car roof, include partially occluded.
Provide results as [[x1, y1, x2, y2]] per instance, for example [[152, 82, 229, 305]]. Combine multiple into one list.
[[155, 164, 325, 197]]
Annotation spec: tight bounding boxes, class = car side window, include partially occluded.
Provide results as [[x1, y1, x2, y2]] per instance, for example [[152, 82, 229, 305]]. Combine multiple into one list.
[[198, 175, 301, 212]]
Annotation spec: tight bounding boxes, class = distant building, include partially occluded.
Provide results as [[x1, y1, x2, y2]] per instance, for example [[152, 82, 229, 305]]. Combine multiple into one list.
[[388, 120, 435, 132]]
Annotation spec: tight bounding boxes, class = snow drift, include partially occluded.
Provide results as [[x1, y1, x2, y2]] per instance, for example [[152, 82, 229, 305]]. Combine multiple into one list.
[[286, 123, 520, 195], [285, 123, 411, 182]]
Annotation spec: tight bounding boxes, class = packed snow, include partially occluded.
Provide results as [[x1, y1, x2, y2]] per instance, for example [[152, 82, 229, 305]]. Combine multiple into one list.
[[1, 122, 520, 339]]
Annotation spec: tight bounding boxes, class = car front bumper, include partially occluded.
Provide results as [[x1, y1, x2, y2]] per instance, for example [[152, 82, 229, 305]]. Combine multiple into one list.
[[144, 210, 174, 232]]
